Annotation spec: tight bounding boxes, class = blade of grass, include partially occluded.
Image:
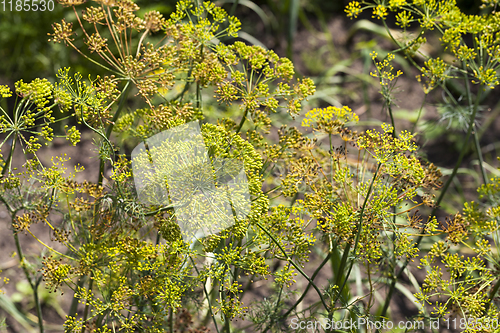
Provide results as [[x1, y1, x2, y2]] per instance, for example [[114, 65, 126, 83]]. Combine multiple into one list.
[[236, 31, 268, 49], [0, 293, 38, 332], [220, 0, 274, 30]]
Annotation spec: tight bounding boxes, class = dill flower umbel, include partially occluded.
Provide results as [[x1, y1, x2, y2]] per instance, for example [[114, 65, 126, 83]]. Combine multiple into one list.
[[345, 1, 363, 18]]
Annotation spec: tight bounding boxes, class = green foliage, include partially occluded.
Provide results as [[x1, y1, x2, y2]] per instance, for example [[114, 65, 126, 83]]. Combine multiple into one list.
[[2, 0, 500, 331]]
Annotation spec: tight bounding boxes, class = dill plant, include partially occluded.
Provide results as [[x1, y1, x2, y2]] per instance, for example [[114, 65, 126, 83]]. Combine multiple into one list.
[[261, 105, 441, 330], [0, 0, 453, 332], [344, 0, 500, 328]]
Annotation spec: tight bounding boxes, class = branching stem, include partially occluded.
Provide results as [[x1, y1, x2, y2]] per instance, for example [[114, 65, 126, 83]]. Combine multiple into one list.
[[253, 220, 329, 310]]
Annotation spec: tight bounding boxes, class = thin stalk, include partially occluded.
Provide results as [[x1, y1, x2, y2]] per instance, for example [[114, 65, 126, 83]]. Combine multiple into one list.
[[380, 19, 425, 58], [220, 265, 231, 333], [235, 107, 249, 134], [329, 134, 334, 191], [228, 0, 239, 16], [374, 264, 399, 322], [253, 220, 329, 311], [333, 163, 382, 306], [196, 44, 203, 114], [2, 133, 16, 176], [387, 101, 396, 137], [136, 29, 150, 58], [281, 252, 331, 318], [411, 95, 427, 135], [67, 41, 118, 75], [105, 81, 131, 140], [80, 276, 93, 333], [473, 125, 488, 185], [190, 256, 220, 333], [462, 62, 487, 186], [33, 278, 44, 333], [13, 230, 44, 333], [477, 99, 500, 141]]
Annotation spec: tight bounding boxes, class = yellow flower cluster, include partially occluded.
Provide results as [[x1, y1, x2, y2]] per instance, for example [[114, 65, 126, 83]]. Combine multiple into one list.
[[372, 4, 388, 19], [302, 106, 359, 128], [417, 57, 450, 93], [395, 10, 413, 28], [0, 85, 12, 98], [345, 1, 362, 18], [370, 53, 403, 86], [389, 0, 407, 9]]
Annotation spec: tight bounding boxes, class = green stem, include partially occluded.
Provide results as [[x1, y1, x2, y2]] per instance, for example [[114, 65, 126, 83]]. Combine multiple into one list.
[[220, 265, 231, 333], [333, 163, 382, 307], [477, 99, 500, 141], [411, 95, 427, 135], [473, 125, 488, 185], [79, 81, 131, 333], [387, 101, 396, 137], [33, 278, 44, 333], [13, 230, 44, 333], [380, 19, 425, 57], [329, 238, 350, 306], [228, 0, 239, 16], [80, 276, 93, 333], [169, 307, 174, 333], [190, 256, 220, 333], [95, 80, 131, 202], [223, 315, 230, 333], [235, 107, 249, 134], [68, 278, 85, 317], [196, 44, 203, 115], [253, 220, 329, 311], [281, 252, 331, 319], [105, 81, 131, 140], [462, 62, 487, 186], [2, 133, 16, 176], [375, 266, 399, 321]]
